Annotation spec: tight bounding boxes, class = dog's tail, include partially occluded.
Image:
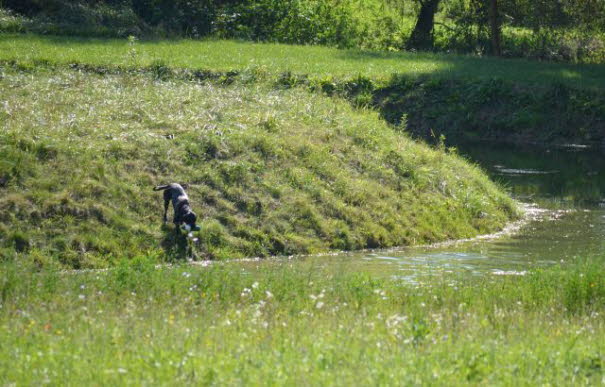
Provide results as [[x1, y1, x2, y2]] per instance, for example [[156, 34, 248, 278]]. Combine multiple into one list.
[[153, 184, 171, 191]]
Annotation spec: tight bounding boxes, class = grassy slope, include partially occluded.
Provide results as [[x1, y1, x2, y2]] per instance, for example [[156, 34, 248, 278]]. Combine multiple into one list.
[[0, 259, 603, 384], [0, 68, 517, 268], [2, 34, 605, 89], [374, 75, 605, 146]]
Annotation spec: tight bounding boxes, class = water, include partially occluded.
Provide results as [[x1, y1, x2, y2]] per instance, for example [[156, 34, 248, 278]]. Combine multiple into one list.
[[286, 143, 605, 280]]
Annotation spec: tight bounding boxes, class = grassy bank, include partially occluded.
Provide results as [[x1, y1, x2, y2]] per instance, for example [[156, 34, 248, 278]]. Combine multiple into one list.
[[0, 258, 603, 384], [2, 34, 605, 89], [372, 76, 605, 147], [0, 67, 517, 268]]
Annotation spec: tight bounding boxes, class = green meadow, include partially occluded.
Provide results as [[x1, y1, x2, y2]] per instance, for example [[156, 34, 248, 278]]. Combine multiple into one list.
[[2, 34, 605, 89], [0, 258, 603, 385]]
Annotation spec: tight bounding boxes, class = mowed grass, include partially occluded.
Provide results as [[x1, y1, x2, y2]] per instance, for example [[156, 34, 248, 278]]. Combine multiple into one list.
[[0, 68, 517, 268], [0, 258, 603, 385], [2, 34, 605, 88]]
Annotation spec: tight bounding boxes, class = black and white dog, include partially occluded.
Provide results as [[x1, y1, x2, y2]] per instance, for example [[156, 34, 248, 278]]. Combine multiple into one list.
[[154, 183, 200, 233]]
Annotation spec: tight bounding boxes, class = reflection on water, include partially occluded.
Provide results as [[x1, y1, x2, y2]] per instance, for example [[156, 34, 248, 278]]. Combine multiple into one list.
[[288, 143, 605, 280], [464, 143, 605, 205]]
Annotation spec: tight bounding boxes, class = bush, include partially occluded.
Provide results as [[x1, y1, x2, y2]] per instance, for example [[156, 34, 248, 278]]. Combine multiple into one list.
[[0, 8, 26, 33], [212, 0, 361, 48]]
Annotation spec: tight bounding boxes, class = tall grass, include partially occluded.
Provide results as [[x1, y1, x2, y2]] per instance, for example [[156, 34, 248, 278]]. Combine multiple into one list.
[[0, 67, 517, 267], [0, 257, 603, 384]]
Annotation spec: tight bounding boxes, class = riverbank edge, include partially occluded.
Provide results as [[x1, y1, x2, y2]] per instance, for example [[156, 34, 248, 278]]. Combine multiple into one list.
[[58, 202, 551, 276]]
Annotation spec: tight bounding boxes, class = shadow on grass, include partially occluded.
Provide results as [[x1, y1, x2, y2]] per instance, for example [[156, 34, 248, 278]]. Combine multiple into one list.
[[334, 48, 605, 90], [159, 223, 208, 262], [159, 224, 192, 261]]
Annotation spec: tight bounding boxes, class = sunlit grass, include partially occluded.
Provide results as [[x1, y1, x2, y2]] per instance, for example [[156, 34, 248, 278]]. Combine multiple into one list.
[[0, 68, 517, 267], [2, 34, 605, 88], [0, 258, 603, 384]]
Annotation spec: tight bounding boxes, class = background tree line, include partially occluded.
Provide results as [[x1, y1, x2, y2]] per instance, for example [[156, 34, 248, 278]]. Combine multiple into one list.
[[1, 0, 604, 63]]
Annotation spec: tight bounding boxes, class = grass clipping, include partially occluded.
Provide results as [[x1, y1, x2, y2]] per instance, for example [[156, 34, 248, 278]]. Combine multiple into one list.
[[0, 69, 518, 268]]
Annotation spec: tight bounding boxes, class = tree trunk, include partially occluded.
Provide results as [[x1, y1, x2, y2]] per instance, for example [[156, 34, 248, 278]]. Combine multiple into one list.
[[488, 0, 502, 56], [407, 0, 442, 51]]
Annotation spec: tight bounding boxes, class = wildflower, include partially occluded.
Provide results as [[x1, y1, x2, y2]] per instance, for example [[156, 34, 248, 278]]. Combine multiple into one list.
[[252, 282, 259, 289], [386, 314, 407, 328], [265, 290, 273, 299], [78, 294, 86, 300], [316, 301, 325, 309], [241, 288, 251, 297]]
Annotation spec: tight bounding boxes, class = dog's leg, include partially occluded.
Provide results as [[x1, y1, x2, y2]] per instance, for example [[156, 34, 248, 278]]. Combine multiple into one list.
[[163, 200, 169, 224], [162, 190, 170, 224]]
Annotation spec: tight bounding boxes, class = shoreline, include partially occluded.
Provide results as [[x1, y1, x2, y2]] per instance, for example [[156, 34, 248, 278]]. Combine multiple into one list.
[[62, 202, 558, 275]]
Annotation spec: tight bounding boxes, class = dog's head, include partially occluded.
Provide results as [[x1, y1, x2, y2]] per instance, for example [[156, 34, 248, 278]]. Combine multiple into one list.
[[182, 211, 200, 231]]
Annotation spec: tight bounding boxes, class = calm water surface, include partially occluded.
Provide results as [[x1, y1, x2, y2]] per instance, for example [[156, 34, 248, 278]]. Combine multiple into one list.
[[276, 143, 605, 280]]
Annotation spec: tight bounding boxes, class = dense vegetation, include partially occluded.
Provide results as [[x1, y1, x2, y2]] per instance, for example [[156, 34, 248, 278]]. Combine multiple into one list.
[[0, 66, 517, 268], [1, 257, 603, 384], [1, 0, 605, 63], [373, 76, 605, 148]]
